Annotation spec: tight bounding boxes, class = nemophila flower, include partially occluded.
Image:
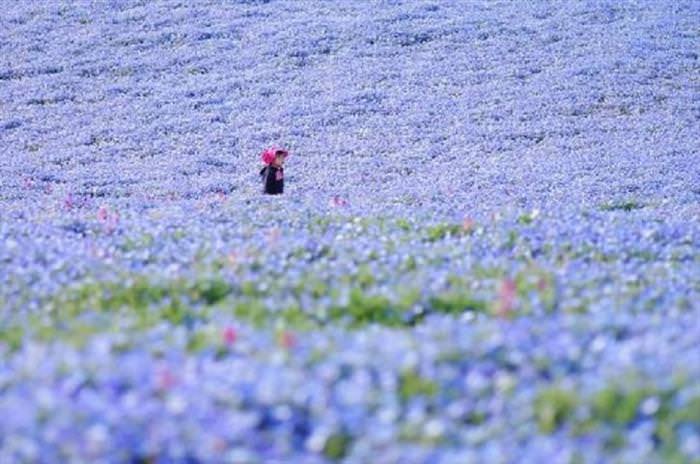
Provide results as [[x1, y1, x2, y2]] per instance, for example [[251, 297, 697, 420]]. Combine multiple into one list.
[[0, 0, 699, 461]]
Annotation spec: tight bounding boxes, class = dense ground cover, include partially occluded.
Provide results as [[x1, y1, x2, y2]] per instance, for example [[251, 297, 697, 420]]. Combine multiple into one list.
[[1, 0, 699, 462]]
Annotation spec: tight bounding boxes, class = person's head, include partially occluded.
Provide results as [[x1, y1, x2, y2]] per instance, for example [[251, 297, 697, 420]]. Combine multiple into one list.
[[261, 147, 289, 166], [273, 149, 288, 167]]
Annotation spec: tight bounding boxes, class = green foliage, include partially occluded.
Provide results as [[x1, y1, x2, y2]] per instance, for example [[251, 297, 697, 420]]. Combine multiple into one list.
[[330, 288, 398, 327], [464, 411, 487, 425], [240, 280, 262, 297], [312, 216, 333, 231], [671, 395, 700, 425], [40, 275, 233, 343], [191, 278, 232, 305], [424, 223, 466, 242], [591, 386, 646, 425], [396, 218, 412, 231], [534, 387, 579, 433], [58, 275, 231, 315], [34, 225, 552, 347], [232, 300, 268, 328], [517, 212, 536, 224], [533, 379, 697, 457], [429, 291, 488, 315], [627, 250, 656, 261], [649, 393, 700, 454], [402, 255, 417, 272], [505, 230, 518, 249], [161, 299, 189, 325], [171, 228, 186, 241], [472, 266, 504, 279], [355, 264, 375, 288], [186, 330, 210, 353], [0, 325, 23, 352], [279, 304, 317, 330], [309, 278, 328, 298], [120, 233, 155, 252], [396, 287, 421, 311], [603, 431, 626, 451], [399, 370, 439, 401], [323, 433, 352, 460]]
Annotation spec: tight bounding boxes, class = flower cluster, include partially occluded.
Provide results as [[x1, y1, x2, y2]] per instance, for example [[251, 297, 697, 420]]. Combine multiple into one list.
[[1, 0, 699, 462]]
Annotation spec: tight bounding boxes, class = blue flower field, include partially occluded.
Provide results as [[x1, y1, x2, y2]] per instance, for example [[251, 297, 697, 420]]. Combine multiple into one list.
[[1, 1, 699, 462]]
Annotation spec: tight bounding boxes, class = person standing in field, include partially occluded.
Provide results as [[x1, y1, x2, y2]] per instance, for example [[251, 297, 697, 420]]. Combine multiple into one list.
[[259, 147, 288, 195]]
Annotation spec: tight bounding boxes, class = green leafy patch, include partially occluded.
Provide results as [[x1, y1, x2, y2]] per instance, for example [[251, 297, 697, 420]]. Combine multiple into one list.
[[428, 291, 489, 316], [399, 370, 439, 401], [591, 386, 647, 425], [323, 432, 352, 460], [329, 288, 398, 327], [534, 387, 579, 433], [424, 222, 470, 242]]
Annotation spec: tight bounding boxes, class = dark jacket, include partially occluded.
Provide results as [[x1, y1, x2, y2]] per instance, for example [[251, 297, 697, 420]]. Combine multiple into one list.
[[260, 164, 284, 194]]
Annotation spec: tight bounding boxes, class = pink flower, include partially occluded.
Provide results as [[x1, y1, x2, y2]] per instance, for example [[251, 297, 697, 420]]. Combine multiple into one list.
[[268, 227, 281, 245], [462, 217, 476, 232], [97, 206, 109, 221], [64, 193, 75, 210], [223, 327, 237, 346], [329, 195, 348, 207], [212, 437, 227, 453], [279, 331, 296, 349], [496, 278, 517, 318], [155, 367, 177, 391], [97, 205, 120, 234]]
